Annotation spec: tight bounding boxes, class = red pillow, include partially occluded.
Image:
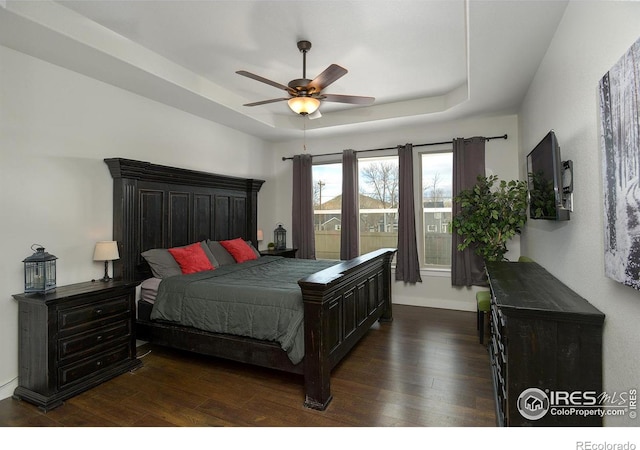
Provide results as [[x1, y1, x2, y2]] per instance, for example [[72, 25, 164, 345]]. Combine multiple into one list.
[[219, 238, 258, 263], [168, 243, 214, 274]]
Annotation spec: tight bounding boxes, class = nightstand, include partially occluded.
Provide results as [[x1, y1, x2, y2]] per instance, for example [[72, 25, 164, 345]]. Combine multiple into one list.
[[12, 280, 141, 411], [259, 248, 298, 258]]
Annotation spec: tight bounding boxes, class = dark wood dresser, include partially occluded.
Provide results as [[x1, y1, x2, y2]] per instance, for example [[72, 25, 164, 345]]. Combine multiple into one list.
[[485, 261, 605, 426], [13, 280, 141, 411]]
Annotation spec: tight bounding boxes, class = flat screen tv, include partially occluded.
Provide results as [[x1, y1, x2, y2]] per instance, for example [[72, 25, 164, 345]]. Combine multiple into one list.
[[526, 130, 570, 221]]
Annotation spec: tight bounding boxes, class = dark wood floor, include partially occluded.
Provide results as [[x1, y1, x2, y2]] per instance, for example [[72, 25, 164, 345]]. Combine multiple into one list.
[[0, 305, 496, 427]]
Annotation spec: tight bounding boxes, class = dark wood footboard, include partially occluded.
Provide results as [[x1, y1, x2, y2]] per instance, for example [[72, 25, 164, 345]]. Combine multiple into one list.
[[299, 248, 396, 410]]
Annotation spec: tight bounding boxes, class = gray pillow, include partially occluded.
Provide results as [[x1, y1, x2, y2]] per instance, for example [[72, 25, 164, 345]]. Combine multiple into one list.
[[142, 241, 219, 278], [141, 248, 181, 278], [199, 241, 220, 268], [206, 240, 237, 266], [246, 241, 261, 258]]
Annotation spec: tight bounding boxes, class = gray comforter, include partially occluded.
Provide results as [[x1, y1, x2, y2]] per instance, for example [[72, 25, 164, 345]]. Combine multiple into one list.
[[150, 256, 338, 364]]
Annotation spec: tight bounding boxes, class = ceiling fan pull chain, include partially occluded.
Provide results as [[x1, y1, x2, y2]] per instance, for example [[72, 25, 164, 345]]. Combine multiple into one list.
[[303, 116, 307, 152]]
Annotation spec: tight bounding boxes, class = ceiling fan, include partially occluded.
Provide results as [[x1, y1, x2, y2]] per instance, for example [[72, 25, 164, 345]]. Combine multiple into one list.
[[236, 40, 375, 116]]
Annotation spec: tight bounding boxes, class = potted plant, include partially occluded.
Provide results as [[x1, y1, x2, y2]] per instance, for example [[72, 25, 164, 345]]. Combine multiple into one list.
[[452, 175, 528, 262]]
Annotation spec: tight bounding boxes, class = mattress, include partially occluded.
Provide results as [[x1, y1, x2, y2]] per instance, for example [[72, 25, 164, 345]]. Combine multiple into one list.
[[140, 277, 162, 304]]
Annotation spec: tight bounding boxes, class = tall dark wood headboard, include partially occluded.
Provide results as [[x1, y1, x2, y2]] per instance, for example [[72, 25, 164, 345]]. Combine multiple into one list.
[[105, 158, 265, 282]]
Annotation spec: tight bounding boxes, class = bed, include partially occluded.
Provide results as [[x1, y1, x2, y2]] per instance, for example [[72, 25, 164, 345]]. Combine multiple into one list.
[[105, 158, 395, 410]]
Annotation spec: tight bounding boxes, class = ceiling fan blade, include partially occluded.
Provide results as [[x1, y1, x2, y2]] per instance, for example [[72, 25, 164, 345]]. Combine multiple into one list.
[[307, 64, 348, 92], [236, 70, 293, 93], [243, 98, 290, 107], [320, 93, 375, 105]]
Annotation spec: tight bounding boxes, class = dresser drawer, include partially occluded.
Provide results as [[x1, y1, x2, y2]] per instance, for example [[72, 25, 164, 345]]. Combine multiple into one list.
[[58, 295, 130, 332], [58, 320, 131, 362], [58, 343, 131, 389]]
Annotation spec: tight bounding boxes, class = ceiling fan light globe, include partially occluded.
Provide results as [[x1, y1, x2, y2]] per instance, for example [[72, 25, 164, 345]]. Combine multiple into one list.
[[288, 97, 320, 115]]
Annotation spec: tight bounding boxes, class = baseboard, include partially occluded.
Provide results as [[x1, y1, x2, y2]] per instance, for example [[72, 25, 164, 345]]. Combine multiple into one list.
[[0, 378, 18, 402], [392, 298, 475, 312]]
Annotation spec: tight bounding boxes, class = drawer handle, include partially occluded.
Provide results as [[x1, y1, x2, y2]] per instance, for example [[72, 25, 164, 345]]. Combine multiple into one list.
[[96, 361, 102, 367], [95, 309, 103, 315], [96, 335, 103, 342]]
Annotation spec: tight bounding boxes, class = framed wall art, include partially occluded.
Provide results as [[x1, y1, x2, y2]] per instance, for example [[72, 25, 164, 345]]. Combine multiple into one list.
[[599, 35, 640, 289]]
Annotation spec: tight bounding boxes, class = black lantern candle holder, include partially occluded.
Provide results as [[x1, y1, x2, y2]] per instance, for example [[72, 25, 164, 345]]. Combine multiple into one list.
[[274, 224, 287, 250], [23, 244, 57, 294]]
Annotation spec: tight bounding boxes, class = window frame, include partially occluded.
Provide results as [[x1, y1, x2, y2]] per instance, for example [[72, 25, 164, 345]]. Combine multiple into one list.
[[311, 160, 343, 261], [357, 154, 400, 256], [419, 147, 454, 273]]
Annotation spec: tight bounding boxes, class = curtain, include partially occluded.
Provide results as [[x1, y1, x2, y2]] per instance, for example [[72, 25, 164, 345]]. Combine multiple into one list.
[[451, 137, 486, 286], [292, 154, 315, 259], [395, 144, 422, 283], [340, 149, 359, 260]]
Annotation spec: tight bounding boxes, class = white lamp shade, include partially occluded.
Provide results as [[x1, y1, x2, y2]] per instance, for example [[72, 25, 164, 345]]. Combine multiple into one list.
[[288, 97, 320, 115], [93, 241, 120, 261], [257, 229, 264, 241]]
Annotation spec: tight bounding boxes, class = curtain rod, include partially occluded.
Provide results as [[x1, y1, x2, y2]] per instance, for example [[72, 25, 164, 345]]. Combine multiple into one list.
[[281, 134, 507, 161]]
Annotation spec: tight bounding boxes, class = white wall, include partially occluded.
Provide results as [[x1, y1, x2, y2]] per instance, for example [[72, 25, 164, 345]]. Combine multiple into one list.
[[518, 1, 640, 426], [0, 45, 279, 400], [269, 114, 521, 312]]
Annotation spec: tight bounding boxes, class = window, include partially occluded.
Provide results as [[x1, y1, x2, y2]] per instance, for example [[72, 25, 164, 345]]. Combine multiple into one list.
[[421, 152, 453, 268], [312, 156, 399, 260], [358, 156, 399, 254], [312, 163, 342, 260], [312, 151, 453, 268]]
